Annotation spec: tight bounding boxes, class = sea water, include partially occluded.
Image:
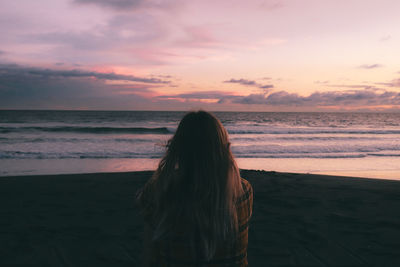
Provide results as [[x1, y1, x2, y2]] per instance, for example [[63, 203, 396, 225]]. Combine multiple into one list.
[[1, 110, 400, 179]]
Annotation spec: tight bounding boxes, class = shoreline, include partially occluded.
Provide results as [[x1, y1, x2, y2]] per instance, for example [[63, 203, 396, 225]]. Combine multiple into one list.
[[2, 157, 400, 181], [2, 168, 400, 182], [1, 170, 400, 266]]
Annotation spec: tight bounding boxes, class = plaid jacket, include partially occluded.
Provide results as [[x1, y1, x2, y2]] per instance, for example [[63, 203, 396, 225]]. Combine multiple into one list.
[[138, 178, 253, 266]]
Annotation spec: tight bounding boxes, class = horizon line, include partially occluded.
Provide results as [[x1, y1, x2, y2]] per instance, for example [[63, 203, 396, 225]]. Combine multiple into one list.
[[1, 109, 400, 114]]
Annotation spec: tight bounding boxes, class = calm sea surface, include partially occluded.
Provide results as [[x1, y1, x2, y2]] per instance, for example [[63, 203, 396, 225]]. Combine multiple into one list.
[[1, 110, 400, 179]]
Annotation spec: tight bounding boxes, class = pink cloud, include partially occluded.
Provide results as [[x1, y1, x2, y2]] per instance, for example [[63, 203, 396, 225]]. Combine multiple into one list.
[[176, 26, 220, 48]]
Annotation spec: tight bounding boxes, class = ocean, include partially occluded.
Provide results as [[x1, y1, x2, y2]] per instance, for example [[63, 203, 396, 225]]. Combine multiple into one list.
[[1, 110, 400, 179]]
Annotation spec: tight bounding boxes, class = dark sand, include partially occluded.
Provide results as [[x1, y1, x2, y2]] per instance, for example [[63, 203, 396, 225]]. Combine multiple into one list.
[[1, 170, 399, 266]]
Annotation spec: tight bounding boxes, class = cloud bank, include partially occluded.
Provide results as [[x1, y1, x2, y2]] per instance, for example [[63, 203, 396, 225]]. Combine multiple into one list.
[[229, 90, 400, 107], [1, 64, 400, 111], [158, 89, 400, 109], [0, 64, 168, 109]]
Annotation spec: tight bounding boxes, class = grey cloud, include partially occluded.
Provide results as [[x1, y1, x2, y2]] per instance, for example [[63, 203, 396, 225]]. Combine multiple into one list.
[[155, 74, 173, 79], [224, 78, 257, 86], [74, 0, 144, 10], [73, 0, 177, 11], [326, 84, 376, 89], [375, 82, 394, 87], [223, 78, 274, 90], [314, 80, 329, 84], [231, 93, 266, 105], [358, 64, 383, 69], [259, 84, 274, 89], [375, 79, 400, 88], [158, 91, 237, 100], [231, 91, 311, 106], [157, 91, 241, 105], [0, 64, 169, 84]]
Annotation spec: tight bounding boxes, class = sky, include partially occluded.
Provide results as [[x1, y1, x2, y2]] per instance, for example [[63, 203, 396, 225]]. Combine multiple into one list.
[[1, 0, 400, 111]]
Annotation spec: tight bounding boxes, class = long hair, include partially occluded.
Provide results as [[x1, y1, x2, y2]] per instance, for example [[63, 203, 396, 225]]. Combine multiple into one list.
[[144, 110, 243, 260]]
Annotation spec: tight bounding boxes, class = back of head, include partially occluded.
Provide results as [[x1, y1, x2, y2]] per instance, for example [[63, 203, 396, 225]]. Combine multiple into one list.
[[149, 110, 242, 259], [169, 111, 231, 191]]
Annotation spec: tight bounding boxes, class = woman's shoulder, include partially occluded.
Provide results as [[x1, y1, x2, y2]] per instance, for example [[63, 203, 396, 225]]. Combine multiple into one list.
[[236, 177, 253, 227], [240, 177, 253, 196], [237, 177, 253, 205]]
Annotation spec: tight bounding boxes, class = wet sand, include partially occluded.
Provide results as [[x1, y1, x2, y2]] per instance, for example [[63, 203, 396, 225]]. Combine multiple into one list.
[[0, 170, 399, 266]]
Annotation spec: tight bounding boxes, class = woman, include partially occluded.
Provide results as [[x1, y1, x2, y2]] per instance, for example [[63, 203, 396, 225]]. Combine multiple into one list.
[[137, 110, 253, 266]]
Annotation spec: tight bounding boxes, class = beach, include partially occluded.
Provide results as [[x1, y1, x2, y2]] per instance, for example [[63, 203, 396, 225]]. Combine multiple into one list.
[[1, 170, 399, 266]]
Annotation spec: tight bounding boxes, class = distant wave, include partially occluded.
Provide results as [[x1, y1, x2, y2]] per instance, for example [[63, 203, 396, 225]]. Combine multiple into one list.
[[0, 151, 164, 159], [233, 154, 368, 159], [0, 137, 159, 144], [227, 129, 400, 135], [231, 136, 380, 142], [0, 126, 172, 134], [234, 153, 400, 158]]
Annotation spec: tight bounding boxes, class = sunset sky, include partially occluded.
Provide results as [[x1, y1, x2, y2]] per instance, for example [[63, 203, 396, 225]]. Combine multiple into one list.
[[1, 0, 400, 111]]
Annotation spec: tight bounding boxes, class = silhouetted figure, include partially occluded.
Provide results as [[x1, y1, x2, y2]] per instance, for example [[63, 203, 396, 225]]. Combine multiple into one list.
[[137, 110, 253, 266]]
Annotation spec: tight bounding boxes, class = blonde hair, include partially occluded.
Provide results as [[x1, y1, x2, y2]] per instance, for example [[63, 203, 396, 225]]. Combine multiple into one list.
[[144, 110, 243, 260]]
